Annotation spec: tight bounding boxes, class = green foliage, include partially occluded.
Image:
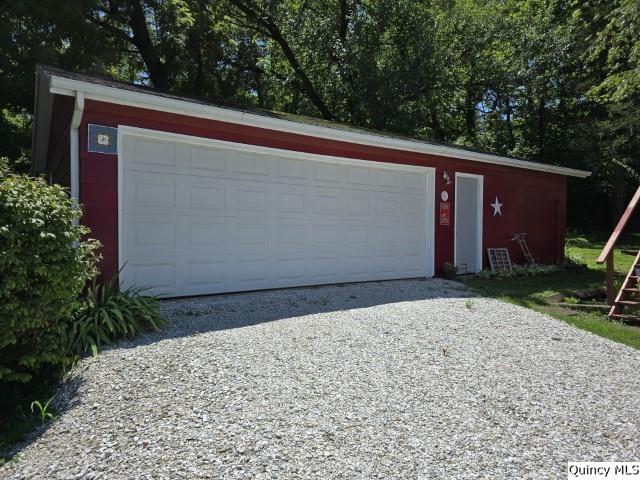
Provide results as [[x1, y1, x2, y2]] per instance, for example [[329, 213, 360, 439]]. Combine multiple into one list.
[[67, 277, 164, 357], [441, 262, 458, 280], [0, 0, 638, 226], [30, 395, 55, 426], [564, 240, 587, 267], [464, 231, 640, 350], [476, 264, 561, 280], [0, 174, 100, 385]]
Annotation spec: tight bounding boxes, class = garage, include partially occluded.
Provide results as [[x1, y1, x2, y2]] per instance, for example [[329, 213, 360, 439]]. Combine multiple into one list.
[[31, 67, 590, 297], [119, 127, 435, 297]]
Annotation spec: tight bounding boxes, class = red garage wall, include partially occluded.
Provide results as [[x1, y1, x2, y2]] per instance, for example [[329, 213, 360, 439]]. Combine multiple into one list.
[[78, 99, 566, 280]]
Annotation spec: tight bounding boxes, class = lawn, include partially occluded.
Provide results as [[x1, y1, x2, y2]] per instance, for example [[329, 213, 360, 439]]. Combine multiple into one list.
[[463, 232, 640, 350]]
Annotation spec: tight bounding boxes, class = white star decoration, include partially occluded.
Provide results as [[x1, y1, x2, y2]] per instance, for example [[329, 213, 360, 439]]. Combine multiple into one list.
[[490, 196, 503, 216]]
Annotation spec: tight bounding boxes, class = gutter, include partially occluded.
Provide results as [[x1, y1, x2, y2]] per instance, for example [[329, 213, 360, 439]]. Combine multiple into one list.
[[69, 91, 84, 206], [46, 73, 591, 179]]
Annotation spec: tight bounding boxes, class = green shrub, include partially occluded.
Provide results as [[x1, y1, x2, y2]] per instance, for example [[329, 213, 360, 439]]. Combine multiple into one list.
[[0, 174, 99, 384], [475, 264, 561, 280], [441, 262, 458, 279], [67, 276, 164, 356], [564, 240, 587, 268]]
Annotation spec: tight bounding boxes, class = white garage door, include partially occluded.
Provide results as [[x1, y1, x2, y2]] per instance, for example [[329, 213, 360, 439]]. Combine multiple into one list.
[[118, 126, 434, 297]]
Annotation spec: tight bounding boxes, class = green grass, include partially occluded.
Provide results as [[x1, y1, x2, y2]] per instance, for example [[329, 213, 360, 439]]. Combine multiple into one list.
[[0, 379, 59, 464], [463, 231, 640, 350]]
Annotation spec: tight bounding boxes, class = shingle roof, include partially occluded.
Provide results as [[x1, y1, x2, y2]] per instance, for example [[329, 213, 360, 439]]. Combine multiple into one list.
[[35, 65, 591, 178]]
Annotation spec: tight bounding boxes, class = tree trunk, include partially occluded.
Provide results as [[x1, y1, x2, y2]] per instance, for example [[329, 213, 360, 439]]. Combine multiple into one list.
[[430, 108, 445, 141], [538, 93, 546, 158], [226, 0, 334, 120], [505, 98, 514, 150], [464, 83, 475, 138], [339, 0, 348, 41], [266, 24, 334, 120], [612, 166, 627, 227], [127, 0, 170, 89]]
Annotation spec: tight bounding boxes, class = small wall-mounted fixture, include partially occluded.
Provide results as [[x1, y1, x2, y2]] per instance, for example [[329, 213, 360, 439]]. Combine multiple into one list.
[[88, 124, 118, 154], [442, 170, 452, 184]]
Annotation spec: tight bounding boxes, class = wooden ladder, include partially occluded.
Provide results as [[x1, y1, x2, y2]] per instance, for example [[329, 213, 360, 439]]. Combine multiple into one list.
[[609, 250, 640, 322], [597, 185, 640, 307], [511, 233, 536, 265]]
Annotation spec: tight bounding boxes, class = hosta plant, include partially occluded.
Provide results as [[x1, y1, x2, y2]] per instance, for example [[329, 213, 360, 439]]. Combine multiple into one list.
[[67, 276, 164, 357]]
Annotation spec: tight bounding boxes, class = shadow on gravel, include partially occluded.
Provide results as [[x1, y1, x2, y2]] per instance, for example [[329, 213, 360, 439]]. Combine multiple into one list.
[[2, 375, 84, 462], [120, 278, 476, 350]]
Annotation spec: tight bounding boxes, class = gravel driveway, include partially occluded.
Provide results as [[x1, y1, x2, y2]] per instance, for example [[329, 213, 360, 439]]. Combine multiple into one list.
[[2, 279, 639, 479]]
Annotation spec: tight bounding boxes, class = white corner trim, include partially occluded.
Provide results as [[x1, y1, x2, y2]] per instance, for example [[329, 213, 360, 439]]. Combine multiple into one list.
[[48, 74, 591, 179], [116, 126, 124, 287], [425, 169, 436, 278], [454, 172, 484, 273]]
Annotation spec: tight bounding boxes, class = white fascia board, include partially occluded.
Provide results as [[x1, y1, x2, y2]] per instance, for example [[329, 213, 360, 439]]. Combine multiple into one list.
[[48, 74, 591, 179]]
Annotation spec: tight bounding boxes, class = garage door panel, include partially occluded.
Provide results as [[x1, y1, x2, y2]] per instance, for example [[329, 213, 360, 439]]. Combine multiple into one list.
[[375, 169, 400, 189], [235, 258, 270, 284], [312, 256, 343, 279], [346, 224, 369, 244], [372, 255, 398, 275], [189, 184, 226, 210], [374, 225, 397, 244], [313, 224, 342, 245], [189, 222, 228, 247], [314, 194, 342, 216], [235, 187, 270, 212], [190, 146, 227, 172], [275, 257, 308, 281], [127, 174, 176, 209], [233, 150, 270, 177], [276, 188, 307, 214], [402, 172, 426, 192], [277, 224, 308, 248], [405, 198, 425, 217], [187, 261, 226, 287], [124, 262, 176, 293], [347, 166, 370, 185], [129, 137, 177, 167], [313, 162, 341, 184], [276, 157, 308, 180], [124, 215, 179, 257], [375, 196, 399, 216], [236, 223, 269, 249], [120, 132, 431, 297]]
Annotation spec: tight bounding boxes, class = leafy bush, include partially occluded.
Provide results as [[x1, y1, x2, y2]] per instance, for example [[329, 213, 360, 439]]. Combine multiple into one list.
[[67, 276, 164, 356], [475, 264, 561, 280], [441, 262, 458, 279], [564, 240, 587, 268], [0, 174, 99, 385]]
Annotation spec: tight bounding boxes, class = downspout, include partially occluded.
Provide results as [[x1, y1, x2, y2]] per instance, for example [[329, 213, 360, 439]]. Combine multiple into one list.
[[69, 91, 84, 208]]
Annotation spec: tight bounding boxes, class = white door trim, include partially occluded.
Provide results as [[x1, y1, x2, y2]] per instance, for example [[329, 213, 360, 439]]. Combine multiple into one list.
[[425, 169, 435, 278], [116, 125, 436, 290], [454, 172, 484, 273]]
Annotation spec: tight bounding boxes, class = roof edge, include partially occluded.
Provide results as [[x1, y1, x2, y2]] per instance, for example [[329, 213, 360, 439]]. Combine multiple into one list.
[[45, 71, 591, 179]]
